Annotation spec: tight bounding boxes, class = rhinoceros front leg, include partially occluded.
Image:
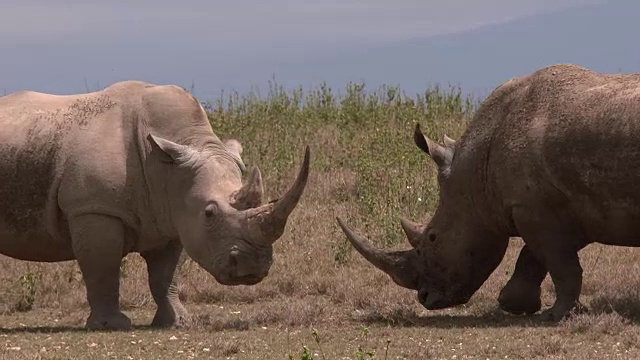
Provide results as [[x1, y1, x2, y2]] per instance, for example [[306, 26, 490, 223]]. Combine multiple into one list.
[[141, 240, 191, 328], [513, 207, 588, 321], [498, 245, 547, 315], [70, 214, 131, 330]]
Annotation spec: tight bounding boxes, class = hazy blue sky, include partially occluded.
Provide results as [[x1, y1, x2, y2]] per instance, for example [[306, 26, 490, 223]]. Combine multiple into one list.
[[0, 0, 611, 99], [2, 1, 601, 45]]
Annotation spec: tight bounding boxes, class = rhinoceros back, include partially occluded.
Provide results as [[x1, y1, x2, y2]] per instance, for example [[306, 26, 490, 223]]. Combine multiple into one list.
[[491, 65, 640, 246]]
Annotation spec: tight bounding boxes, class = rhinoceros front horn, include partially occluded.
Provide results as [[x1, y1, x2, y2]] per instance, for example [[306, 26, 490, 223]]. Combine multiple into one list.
[[336, 217, 419, 290], [244, 146, 311, 244]]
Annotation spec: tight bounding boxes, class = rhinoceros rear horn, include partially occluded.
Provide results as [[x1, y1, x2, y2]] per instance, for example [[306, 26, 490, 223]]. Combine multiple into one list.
[[245, 146, 311, 244], [400, 218, 423, 248], [230, 166, 264, 210], [336, 217, 419, 290]]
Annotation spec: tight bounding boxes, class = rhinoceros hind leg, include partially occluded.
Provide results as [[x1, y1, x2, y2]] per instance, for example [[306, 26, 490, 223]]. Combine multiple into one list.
[[142, 240, 191, 328], [512, 207, 587, 322], [498, 245, 547, 315], [70, 214, 132, 331]]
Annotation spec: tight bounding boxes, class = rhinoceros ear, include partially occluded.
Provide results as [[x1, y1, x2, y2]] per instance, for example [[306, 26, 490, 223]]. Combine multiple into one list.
[[223, 139, 243, 157], [413, 123, 454, 169], [148, 134, 195, 164], [223, 139, 247, 172]]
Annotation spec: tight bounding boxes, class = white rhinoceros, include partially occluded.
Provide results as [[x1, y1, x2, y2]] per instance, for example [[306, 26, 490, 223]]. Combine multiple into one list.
[[0, 81, 310, 330], [338, 63, 640, 322]]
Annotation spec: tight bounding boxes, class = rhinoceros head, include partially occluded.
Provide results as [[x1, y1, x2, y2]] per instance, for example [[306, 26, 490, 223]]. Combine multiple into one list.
[[148, 134, 310, 286], [337, 123, 508, 310]]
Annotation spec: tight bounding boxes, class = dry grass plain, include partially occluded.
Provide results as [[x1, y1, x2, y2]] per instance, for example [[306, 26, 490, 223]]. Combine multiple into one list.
[[2, 83, 640, 359]]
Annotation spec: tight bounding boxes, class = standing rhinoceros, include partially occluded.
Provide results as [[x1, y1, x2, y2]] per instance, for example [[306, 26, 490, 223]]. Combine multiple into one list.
[[337, 63, 640, 321], [0, 81, 310, 330]]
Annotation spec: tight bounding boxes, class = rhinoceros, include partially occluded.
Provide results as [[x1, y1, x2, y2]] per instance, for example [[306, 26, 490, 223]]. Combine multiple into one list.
[[0, 81, 310, 330], [337, 63, 640, 321]]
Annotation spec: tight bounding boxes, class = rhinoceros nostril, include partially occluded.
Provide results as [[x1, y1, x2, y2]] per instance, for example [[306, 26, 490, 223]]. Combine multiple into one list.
[[229, 249, 239, 268]]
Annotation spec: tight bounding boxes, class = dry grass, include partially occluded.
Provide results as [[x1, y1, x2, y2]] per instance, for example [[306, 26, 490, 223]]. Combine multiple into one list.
[[2, 82, 640, 359]]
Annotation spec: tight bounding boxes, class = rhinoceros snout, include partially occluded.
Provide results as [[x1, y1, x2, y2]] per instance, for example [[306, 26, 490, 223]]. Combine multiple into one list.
[[419, 288, 471, 310], [417, 287, 449, 309], [217, 272, 266, 286], [420, 291, 451, 310], [418, 288, 429, 305], [236, 274, 265, 285]]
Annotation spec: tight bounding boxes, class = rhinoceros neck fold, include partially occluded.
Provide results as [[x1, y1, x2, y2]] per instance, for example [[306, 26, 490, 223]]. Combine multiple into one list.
[[449, 114, 511, 234], [134, 124, 182, 241], [200, 142, 246, 175]]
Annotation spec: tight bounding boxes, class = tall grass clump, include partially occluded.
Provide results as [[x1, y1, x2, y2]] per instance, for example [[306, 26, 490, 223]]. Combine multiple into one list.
[[205, 81, 477, 249]]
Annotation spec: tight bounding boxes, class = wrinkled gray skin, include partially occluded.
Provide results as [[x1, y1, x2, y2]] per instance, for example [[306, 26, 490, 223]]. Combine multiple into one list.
[[0, 81, 310, 330], [337, 64, 640, 321]]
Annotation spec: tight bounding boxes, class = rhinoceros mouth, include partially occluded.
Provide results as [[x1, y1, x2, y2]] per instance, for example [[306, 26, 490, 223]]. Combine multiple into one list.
[[418, 288, 471, 310], [215, 273, 267, 286]]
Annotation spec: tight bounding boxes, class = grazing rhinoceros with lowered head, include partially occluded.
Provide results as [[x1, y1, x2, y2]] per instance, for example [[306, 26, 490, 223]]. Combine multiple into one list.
[[0, 81, 310, 330], [337, 63, 640, 321]]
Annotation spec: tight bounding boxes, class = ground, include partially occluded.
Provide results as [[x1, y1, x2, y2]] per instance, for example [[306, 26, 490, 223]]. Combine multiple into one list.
[[2, 241, 640, 359]]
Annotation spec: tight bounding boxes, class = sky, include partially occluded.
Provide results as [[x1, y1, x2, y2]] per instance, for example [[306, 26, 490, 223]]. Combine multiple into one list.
[[0, 0, 607, 99]]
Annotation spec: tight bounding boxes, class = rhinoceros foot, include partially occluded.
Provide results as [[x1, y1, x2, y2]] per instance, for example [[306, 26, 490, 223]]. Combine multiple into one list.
[[85, 311, 132, 331], [151, 301, 192, 328], [498, 278, 542, 315], [540, 300, 589, 322]]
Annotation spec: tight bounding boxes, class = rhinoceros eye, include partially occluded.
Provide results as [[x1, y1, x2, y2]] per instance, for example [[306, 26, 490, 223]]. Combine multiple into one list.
[[204, 203, 219, 219], [428, 233, 437, 242]]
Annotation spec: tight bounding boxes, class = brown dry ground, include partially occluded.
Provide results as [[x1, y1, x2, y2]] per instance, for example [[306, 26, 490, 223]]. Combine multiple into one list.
[[2, 83, 640, 359]]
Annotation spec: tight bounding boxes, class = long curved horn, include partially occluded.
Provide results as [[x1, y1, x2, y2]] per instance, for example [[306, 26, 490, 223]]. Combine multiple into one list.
[[270, 146, 311, 223], [336, 217, 419, 289], [245, 146, 311, 243]]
